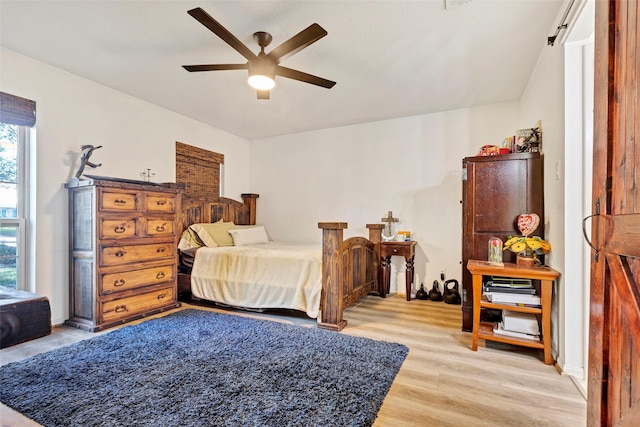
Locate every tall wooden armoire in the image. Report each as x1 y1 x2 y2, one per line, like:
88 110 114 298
461 152 544 331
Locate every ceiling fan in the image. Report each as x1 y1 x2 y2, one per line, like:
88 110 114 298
182 7 336 100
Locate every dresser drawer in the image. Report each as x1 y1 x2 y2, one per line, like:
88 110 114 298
147 194 176 213
146 219 175 237
100 218 138 239
100 264 175 295
101 286 175 323
101 242 173 266
100 191 138 212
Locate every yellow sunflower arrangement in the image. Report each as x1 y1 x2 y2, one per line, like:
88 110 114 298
503 235 551 257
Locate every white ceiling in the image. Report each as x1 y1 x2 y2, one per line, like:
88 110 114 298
0 0 564 140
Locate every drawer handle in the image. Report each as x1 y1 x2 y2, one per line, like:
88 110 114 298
392 248 398 254
114 225 126 233
114 199 127 206
155 200 167 206
115 250 127 257
155 224 166 232
113 279 126 287
157 293 167 300
156 247 166 253
115 305 127 313
156 272 165 279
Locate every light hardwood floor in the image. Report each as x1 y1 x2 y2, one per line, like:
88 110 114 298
1 295 586 426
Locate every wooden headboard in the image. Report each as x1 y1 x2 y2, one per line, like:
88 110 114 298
178 193 259 237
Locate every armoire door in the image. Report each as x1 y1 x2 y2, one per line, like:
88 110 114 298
588 0 640 425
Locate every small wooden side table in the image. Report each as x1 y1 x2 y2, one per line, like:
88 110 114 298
380 241 416 301
467 260 560 365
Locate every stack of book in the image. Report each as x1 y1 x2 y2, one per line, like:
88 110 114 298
483 276 541 307
493 310 541 341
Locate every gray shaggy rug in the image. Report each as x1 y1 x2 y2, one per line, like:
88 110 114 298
0 309 408 427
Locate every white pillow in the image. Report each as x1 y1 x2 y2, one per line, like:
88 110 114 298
233 224 272 240
229 226 270 246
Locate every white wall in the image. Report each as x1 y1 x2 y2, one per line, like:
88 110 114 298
250 102 520 293
518 38 566 362
1 48 251 325
517 0 594 381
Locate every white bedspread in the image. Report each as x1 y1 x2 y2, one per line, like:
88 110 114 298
190 243 323 318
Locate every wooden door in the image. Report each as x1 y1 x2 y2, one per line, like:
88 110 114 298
588 0 640 425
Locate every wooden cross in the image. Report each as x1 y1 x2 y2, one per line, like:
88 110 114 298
381 211 399 237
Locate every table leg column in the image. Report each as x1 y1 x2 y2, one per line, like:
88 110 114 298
405 255 415 301
541 279 553 364
471 273 482 351
381 255 391 297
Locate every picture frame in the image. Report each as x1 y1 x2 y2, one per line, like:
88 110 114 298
515 121 542 153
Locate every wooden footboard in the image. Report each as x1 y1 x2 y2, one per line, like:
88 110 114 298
317 223 384 331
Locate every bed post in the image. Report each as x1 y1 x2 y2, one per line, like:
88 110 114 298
240 193 259 225
366 224 384 296
366 223 383 243
317 222 348 331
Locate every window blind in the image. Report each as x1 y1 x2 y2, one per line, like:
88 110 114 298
175 141 224 199
0 92 36 127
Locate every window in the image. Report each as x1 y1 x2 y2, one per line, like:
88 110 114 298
0 122 26 290
0 91 34 291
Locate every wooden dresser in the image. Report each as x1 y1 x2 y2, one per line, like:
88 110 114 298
65 177 182 331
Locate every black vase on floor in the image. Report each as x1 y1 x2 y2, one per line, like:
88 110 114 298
429 281 443 301
416 284 428 300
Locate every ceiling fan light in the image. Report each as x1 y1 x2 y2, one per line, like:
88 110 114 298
248 60 275 90
248 74 275 90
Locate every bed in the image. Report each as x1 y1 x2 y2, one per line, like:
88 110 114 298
177 194 384 331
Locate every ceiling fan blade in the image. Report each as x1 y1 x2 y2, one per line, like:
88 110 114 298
257 90 270 100
187 7 257 61
265 23 327 63
183 64 249 72
276 66 336 89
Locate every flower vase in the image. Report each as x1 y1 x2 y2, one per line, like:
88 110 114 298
516 255 537 267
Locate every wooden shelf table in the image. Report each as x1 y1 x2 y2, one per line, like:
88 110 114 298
467 260 560 365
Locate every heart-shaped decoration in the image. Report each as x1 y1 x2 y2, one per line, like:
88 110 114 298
517 213 540 236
